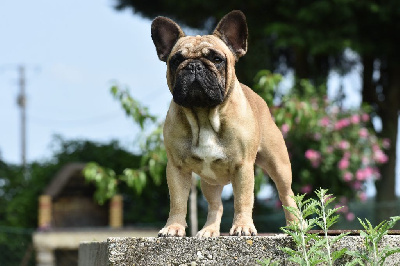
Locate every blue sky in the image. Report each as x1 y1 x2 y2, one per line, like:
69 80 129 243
0 1 398 195
0 0 170 163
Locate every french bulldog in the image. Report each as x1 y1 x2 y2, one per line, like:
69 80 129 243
151 10 298 237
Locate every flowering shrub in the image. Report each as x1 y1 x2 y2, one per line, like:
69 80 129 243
254 71 390 220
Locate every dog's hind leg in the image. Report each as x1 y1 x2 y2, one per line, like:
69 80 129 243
255 122 298 225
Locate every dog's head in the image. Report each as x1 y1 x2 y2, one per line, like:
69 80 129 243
151 11 248 108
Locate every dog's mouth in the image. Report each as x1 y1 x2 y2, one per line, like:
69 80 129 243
172 61 225 108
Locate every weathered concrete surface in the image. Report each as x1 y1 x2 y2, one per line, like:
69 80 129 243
79 235 400 266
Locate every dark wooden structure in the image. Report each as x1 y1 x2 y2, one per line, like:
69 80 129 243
42 163 108 228
33 163 156 266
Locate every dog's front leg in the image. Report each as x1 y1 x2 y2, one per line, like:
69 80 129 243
158 162 192 237
230 162 257 236
196 179 224 237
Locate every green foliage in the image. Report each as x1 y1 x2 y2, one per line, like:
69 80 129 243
84 85 167 204
261 189 400 265
347 216 400 266
111 84 157 129
253 70 283 105
83 163 119 205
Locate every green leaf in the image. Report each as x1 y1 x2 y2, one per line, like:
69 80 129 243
346 250 369 263
345 257 365 266
378 247 400 264
332 248 348 261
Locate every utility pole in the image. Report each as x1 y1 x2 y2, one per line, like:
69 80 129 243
17 65 27 176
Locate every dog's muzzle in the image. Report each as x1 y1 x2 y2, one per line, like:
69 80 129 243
172 60 224 108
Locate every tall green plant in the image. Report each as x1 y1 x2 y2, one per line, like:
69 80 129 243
278 189 349 265
260 189 400 265
347 216 400 266
314 188 349 265
280 194 322 265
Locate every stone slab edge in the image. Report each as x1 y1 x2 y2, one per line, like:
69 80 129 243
79 235 400 266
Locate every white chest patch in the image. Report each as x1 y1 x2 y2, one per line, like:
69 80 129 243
192 127 226 178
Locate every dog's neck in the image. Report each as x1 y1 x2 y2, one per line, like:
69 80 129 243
181 79 241 146
183 107 220 147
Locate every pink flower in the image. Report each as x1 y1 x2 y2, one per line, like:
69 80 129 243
356 169 368 181
275 200 282 209
372 144 380 151
313 133 322 140
374 149 388 164
305 149 319 160
382 139 390 149
325 146 334 153
339 196 348 204
338 140 350 150
320 117 330 127
358 192 367 202
346 212 355 221
362 156 369 164
372 167 381 180
336 204 348 213
359 128 368 138
356 167 376 181
281 123 290 137
305 149 321 168
351 114 360 124
338 158 349 170
334 118 350 130
300 184 312 194
361 113 370 122
352 181 362 190
343 172 353 182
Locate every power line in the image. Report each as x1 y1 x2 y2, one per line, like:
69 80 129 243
29 111 124 127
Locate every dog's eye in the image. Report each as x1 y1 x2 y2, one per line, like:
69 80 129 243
169 53 184 69
213 56 223 63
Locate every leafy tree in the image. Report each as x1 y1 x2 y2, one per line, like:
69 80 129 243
115 0 353 86
114 0 399 218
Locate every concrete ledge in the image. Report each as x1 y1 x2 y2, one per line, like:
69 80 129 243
79 235 400 265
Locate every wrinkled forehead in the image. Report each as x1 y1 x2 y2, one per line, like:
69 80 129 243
172 35 230 58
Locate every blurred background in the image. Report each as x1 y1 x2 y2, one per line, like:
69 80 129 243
1 0 399 265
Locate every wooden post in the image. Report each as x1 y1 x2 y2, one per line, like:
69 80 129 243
38 195 52 229
190 173 198 236
109 195 123 228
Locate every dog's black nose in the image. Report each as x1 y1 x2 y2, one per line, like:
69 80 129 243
187 61 204 74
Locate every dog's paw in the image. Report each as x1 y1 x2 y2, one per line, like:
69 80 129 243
196 226 220 238
229 224 257 236
158 223 186 237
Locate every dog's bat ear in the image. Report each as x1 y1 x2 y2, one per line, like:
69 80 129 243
213 10 248 60
151 17 185 62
